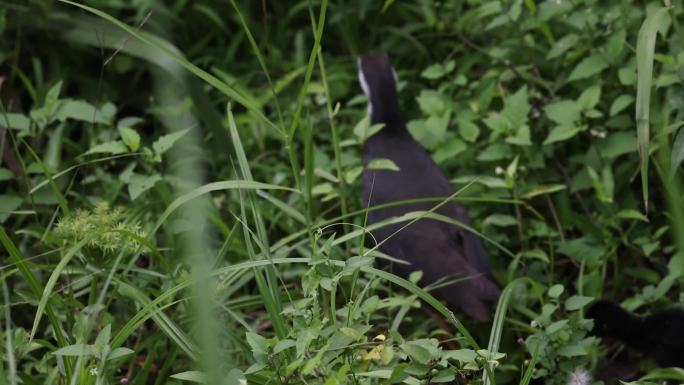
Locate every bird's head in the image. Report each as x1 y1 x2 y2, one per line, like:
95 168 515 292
586 300 639 340
357 52 401 125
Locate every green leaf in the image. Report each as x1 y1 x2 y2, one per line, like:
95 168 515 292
543 125 580 145
522 184 567 198
546 319 568 334
547 284 564 299
246 332 269 355
600 131 637 158
567 55 609 81
417 90 450 116
483 214 518 227
152 128 191 161
94 324 111 353
506 124 532 146
353 115 384 142
578 84 601 110
636 7 669 212
434 137 466 163
546 34 578 59
457 118 480 142
0 195 22 223
2 113 31 131
544 100 581 126
587 165 614 203
401 342 433 365
421 61 455 79
85 141 128 156
273 339 296 354
107 347 134 361
339 327 364 341
55 99 115 123
557 237 606 264
522 249 549 263
170 371 206 382
502 85 529 129
442 349 477 363
119 126 141 151
53 344 96 357
44 81 63 113
616 209 649 222
127 173 162 200
671 128 684 169
0 168 13 182
367 158 400 171
564 295 594 311
609 95 635 116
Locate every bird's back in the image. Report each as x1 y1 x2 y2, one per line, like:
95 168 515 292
358 53 499 321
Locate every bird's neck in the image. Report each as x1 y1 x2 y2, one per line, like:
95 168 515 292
368 90 405 133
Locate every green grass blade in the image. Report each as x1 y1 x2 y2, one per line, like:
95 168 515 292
0 228 71 378
29 236 92 340
57 0 280 134
636 7 668 212
228 105 289 339
148 180 296 239
483 278 544 385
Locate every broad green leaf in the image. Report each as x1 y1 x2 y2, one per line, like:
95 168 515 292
567 55 608 81
502 85 529 129
421 60 455 79
416 90 449 116
367 158 400 171
543 125 580 145
616 209 649 222
53 344 95 357
170 371 206 382
457 118 480 142
127 173 162 200
544 100 581 126
0 195 21 223
547 284 564 299
153 128 191 161
578 84 601 110
2 113 31 131
246 332 269 355
564 295 594 311
55 99 115 123
44 81 63 114
119 126 141 151
483 214 518 227
107 347 134 360
85 140 128 156
353 115 384 142
434 137 466 163
600 131 637 158
506 124 532 146
0 168 13 182
546 34 578 59
609 95 635 116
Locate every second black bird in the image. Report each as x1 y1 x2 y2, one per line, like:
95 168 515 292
587 299 684 368
358 52 500 321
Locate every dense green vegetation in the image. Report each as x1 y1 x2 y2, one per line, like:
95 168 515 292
2 0 684 384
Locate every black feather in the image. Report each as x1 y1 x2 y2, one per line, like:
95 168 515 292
358 52 500 321
587 299 684 368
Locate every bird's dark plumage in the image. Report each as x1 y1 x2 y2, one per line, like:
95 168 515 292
587 299 684 368
358 53 499 321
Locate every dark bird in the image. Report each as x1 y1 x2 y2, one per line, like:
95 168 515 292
587 299 684 368
357 52 500 321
